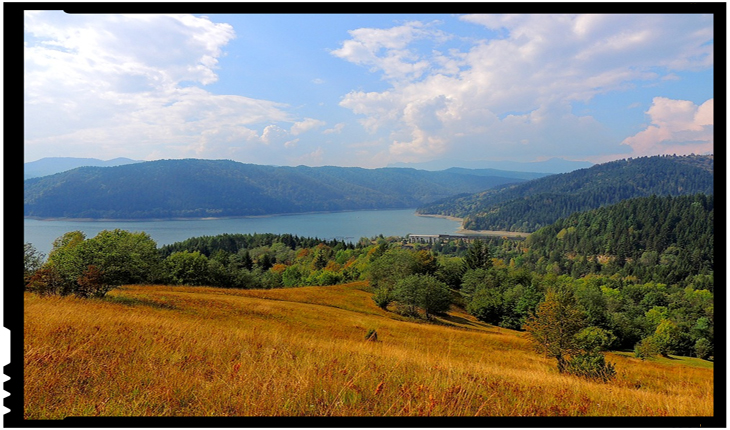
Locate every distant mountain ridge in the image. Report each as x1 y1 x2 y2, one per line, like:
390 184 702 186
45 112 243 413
23 159 537 219
24 157 142 179
417 154 714 233
388 157 594 173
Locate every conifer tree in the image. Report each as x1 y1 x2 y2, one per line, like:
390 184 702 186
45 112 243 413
463 239 491 272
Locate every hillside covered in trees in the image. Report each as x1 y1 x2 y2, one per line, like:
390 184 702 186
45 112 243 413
521 194 714 285
24 159 533 219
416 155 714 232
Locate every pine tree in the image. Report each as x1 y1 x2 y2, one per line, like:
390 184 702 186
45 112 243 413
463 239 491 272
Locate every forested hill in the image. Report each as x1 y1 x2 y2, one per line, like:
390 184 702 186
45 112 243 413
417 154 713 232
23 159 530 219
523 194 714 284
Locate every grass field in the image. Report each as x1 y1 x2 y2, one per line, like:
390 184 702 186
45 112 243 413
23 282 714 418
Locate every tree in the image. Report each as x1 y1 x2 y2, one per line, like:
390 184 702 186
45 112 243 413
75 229 160 286
523 286 586 373
367 248 419 290
24 243 45 286
466 287 503 325
165 251 210 286
463 239 491 272
45 231 87 292
652 319 681 357
392 274 452 319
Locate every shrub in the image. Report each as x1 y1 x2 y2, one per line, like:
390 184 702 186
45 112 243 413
634 336 659 359
694 338 713 360
565 352 616 381
372 287 393 310
75 265 112 298
364 328 378 342
26 266 66 296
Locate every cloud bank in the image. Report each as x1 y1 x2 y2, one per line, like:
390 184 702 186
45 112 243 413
622 97 713 156
24 12 325 163
333 14 713 164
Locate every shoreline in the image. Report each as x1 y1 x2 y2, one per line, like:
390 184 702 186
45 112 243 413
23 208 421 223
413 213 464 222
456 228 530 238
414 213 530 238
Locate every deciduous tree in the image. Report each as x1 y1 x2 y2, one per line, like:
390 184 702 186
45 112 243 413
523 286 586 373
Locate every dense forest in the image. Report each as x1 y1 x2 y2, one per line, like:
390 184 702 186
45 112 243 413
522 194 714 284
417 154 714 232
24 159 531 219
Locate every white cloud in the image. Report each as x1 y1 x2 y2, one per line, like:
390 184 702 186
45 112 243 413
261 124 289 145
284 138 300 148
290 118 326 136
322 123 345 134
23 12 293 161
621 97 713 156
333 14 713 162
330 21 451 82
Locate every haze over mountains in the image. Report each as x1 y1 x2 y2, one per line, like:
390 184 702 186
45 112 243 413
388 157 594 174
23 159 535 219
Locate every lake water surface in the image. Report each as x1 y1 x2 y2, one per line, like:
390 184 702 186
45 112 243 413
24 209 463 256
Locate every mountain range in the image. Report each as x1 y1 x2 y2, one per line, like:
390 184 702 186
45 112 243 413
23 159 537 219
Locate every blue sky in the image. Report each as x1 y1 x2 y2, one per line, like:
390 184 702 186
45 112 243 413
23 12 715 168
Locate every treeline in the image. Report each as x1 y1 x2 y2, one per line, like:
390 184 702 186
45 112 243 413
417 154 714 232
159 233 355 259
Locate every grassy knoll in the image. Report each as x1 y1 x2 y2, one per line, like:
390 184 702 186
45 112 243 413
24 283 713 418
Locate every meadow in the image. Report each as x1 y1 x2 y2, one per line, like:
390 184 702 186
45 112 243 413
24 282 714 418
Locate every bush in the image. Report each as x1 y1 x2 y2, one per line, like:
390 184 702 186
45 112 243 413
634 336 660 359
26 266 66 296
75 265 112 298
565 352 616 381
372 287 393 309
364 328 378 342
694 338 713 360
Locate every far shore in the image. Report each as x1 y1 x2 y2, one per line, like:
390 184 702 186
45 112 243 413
414 213 464 222
414 213 530 238
457 228 531 238
23 208 423 223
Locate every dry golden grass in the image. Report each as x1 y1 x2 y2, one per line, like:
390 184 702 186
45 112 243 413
24 283 713 418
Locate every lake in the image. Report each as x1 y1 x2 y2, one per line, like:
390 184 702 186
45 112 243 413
24 209 463 256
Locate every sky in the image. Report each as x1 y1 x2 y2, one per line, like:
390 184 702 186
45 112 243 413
23 11 715 168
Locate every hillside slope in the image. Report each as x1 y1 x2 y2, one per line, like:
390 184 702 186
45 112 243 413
23 283 714 418
417 155 713 232
23 159 527 219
